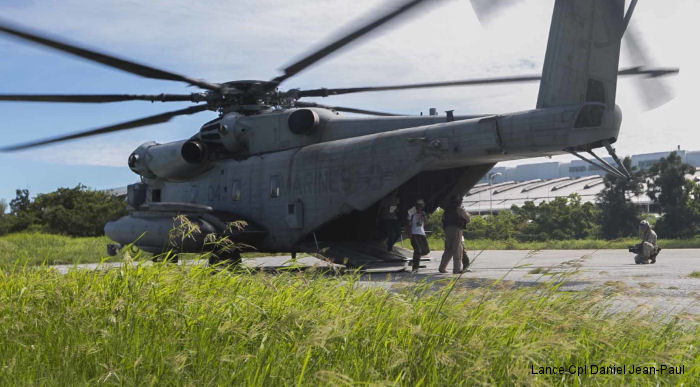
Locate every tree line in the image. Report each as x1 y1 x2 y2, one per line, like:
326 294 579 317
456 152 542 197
428 152 700 241
0 185 127 237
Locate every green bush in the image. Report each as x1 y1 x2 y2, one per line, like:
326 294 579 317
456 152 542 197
4 185 127 237
431 194 598 242
513 194 599 240
426 208 444 238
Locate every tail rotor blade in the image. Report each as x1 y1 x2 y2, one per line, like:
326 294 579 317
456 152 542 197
469 0 676 110
622 25 675 110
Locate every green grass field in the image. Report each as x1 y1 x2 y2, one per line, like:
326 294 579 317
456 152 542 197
0 261 697 385
1 233 698 384
2 232 700 271
0 232 121 270
0 233 298 270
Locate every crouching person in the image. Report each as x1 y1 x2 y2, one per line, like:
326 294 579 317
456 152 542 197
635 220 660 264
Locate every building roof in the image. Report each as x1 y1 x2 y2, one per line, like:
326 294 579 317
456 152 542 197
464 175 620 213
467 152 700 214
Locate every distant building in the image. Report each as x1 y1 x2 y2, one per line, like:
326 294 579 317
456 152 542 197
466 149 700 214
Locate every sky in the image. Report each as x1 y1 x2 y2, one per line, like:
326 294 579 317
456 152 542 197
0 0 696 203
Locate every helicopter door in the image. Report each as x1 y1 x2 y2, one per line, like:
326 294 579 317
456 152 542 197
285 199 304 229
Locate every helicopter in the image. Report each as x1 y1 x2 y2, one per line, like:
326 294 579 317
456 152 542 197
0 0 678 266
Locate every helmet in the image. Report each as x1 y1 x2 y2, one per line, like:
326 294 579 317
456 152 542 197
639 220 650 228
416 199 425 206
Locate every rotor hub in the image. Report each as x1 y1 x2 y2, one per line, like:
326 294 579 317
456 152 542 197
205 80 288 113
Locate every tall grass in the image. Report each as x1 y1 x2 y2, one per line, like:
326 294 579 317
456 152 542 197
0 232 297 270
0 260 697 385
0 232 120 270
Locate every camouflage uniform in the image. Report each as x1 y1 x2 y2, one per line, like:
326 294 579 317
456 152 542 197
635 227 658 264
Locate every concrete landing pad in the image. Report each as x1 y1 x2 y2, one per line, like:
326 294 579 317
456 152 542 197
51 249 700 314
361 249 700 315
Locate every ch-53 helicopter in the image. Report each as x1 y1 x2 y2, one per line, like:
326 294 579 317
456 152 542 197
0 0 678 267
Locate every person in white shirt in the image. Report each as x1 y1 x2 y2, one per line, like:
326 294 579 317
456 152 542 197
407 199 429 272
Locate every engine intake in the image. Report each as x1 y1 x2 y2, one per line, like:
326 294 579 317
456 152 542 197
129 140 212 180
181 140 207 163
288 109 319 134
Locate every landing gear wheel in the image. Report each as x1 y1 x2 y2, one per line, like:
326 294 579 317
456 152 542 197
208 250 242 268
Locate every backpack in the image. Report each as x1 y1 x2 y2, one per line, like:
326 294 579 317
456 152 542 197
443 207 468 229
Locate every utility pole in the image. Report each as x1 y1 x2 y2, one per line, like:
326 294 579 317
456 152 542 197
489 172 502 216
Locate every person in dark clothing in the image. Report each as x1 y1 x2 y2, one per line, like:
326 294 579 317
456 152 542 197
439 196 470 273
378 193 400 251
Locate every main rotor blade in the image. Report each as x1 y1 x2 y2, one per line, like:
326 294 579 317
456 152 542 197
469 0 523 24
297 67 679 97
0 93 206 103
1 104 210 152
272 0 436 85
0 19 220 91
294 101 401 116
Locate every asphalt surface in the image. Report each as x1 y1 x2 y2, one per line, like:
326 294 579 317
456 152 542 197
412 249 700 315
53 249 700 315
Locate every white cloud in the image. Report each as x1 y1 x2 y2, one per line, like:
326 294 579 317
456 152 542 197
14 138 141 167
